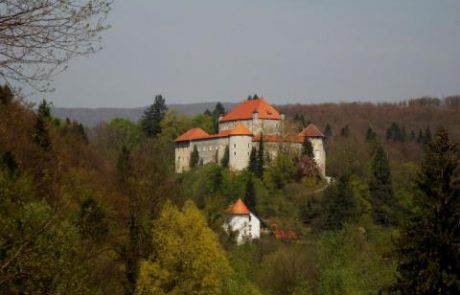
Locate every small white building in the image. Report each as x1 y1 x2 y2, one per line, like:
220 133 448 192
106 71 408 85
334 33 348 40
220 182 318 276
223 198 260 245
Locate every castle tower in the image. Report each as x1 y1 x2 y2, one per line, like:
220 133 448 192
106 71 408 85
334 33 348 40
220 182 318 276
228 123 253 171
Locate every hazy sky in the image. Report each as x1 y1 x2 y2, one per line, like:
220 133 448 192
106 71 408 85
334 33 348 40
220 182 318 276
42 0 460 107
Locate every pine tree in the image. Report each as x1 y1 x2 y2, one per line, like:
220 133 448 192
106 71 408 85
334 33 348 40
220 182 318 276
189 145 199 168
32 116 52 151
140 94 167 137
221 145 229 168
340 125 350 137
302 137 314 158
366 127 377 141
0 84 14 105
38 99 51 118
392 128 460 294
79 196 108 242
116 145 133 188
369 145 394 226
322 175 356 230
324 123 332 137
248 148 257 174
255 135 264 178
244 176 256 213
1 151 18 175
424 126 432 143
253 94 259 100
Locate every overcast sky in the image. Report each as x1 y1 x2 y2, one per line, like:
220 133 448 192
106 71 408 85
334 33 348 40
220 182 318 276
41 0 460 107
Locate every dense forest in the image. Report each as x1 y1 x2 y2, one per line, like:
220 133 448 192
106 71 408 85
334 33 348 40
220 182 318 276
1 87 459 294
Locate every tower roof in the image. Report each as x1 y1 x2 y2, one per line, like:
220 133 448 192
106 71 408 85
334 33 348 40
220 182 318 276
298 124 325 138
228 198 250 215
220 98 282 122
229 123 253 136
174 128 209 142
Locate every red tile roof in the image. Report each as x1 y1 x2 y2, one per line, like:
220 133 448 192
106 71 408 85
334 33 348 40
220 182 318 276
228 198 250 215
174 128 209 142
298 124 325 138
220 98 282 122
229 123 253 136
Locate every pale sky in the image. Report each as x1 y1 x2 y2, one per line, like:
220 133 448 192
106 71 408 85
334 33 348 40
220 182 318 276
39 0 460 107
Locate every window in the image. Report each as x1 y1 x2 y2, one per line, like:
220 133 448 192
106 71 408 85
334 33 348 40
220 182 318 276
234 144 236 148
234 151 236 156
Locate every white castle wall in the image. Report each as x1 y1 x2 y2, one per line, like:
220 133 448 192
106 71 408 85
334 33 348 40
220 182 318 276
229 135 252 171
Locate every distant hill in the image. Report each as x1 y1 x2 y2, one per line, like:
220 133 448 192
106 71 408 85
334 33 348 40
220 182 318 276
52 102 237 126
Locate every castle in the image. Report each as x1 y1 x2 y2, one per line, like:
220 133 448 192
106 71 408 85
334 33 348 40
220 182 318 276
174 98 326 175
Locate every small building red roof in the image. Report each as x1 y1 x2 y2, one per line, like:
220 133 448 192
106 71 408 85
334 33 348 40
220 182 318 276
229 123 253 136
228 198 250 215
174 128 209 142
298 124 325 138
220 98 282 122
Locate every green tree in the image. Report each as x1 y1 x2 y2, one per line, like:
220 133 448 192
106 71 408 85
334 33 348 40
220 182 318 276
38 99 51 118
392 128 460 294
324 123 332 137
135 201 232 295
0 84 13 105
221 145 229 168
340 125 350 137
248 148 257 174
369 145 395 226
244 176 256 213
32 116 52 151
79 196 109 242
256 136 265 178
322 175 356 230
302 137 314 157
190 145 199 168
1 151 18 175
141 95 168 137
365 127 377 141
264 155 296 190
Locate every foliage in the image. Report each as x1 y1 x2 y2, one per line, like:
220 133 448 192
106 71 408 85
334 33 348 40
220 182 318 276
248 148 257 174
244 176 256 213
135 201 232 295
255 137 265 178
264 155 296 190
189 145 200 168
321 175 357 230
302 137 314 157
392 128 460 294
221 145 230 168
141 95 168 137
369 145 395 226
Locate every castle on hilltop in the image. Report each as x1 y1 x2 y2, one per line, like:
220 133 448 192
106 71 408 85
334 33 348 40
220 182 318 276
174 98 326 175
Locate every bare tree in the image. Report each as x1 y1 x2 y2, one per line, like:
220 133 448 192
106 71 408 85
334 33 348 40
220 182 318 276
0 0 111 91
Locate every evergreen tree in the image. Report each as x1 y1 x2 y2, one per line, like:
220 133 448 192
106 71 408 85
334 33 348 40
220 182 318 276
32 116 52 151
211 102 226 133
1 151 18 175
324 123 332 137
302 137 314 158
247 95 253 100
116 145 133 187
189 145 199 168
417 129 424 144
248 148 257 174
340 125 350 137
424 126 432 143
255 135 264 178
0 84 13 105
409 130 416 141
221 145 229 168
253 94 259 100
322 175 356 230
38 99 51 118
392 128 460 294
140 94 167 137
244 176 256 213
369 145 395 226
79 196 108 242
366 127 377 141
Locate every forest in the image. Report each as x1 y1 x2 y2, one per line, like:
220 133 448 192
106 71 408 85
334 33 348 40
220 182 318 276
1 88 459 294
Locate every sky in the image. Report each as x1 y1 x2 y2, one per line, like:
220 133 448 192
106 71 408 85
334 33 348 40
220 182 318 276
40 0 460 107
